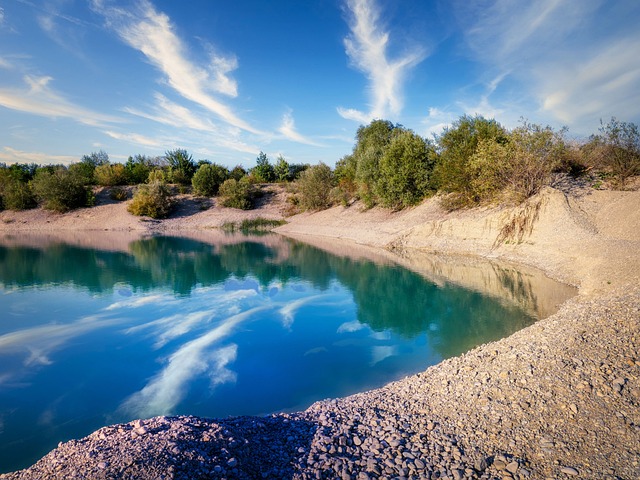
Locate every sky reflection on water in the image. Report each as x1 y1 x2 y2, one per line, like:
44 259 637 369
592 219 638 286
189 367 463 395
0 233 569 473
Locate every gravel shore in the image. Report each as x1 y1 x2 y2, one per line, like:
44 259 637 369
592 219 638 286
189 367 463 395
2 184 639 479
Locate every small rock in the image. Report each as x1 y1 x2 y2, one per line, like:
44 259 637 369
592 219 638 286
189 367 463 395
227 458 238 468
506 461 519 474
560 466 579 476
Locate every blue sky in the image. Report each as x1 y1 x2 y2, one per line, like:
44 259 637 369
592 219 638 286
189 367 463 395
1 0 639 168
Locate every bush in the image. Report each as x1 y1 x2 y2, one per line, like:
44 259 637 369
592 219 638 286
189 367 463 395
229 165 247 181
125 155 155 184
109 187 128 201
583 118 640 187
0 165 37 210
94 163 127 186
127 180 173 218
374 130 437 209
192 163 229 196
295 163 335 210
31 166 94 212
147 169 167 183
218 177 255 210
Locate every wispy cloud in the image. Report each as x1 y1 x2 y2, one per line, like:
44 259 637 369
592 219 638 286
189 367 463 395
338 0 426 123
278 109 323 146
0 75 121 126
92 0 262 134
120 306 268 417
104 130 165 149
0 146 77 165
453 0 640 131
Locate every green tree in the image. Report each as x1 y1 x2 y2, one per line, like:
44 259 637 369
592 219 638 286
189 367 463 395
251 151 275 182
165 149 197 185
0 165 37 210
191 163 229 196
125 155 156 184
94 163 128 186
295 162 335 210
375 130 437 209
229 165 248 181
274 155 291 182
433 115 508 208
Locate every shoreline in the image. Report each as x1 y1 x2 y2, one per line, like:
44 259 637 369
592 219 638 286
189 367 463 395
1 183 639 479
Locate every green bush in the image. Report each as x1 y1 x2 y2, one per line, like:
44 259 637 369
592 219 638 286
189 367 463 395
94 163 127 186
147 168 167 183
374 130 437 209
229 165 247 181
127 180 173 218
0 165 37 210
192 163 229 196
295 163 335 210
219 177 255 210
31 166 94 212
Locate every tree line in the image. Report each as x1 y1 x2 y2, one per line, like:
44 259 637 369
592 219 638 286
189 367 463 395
1 116 638 218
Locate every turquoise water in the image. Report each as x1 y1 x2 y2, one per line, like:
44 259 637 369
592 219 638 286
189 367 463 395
0 234 545 473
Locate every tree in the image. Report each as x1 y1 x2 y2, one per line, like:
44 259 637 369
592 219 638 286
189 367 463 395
274 155 291 182
433 115 508 208
165 149 197 185
192 163 229 196
125 155 156 184
375 130 437 209
251 151 275 182
94 163 127 186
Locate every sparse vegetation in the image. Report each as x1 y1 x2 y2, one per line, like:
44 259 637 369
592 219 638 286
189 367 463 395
221 218 286 233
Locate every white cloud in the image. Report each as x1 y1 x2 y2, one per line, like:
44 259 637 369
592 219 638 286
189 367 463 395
337 320 365 333
0 147 77 165
338 0 426 122
120 306 269 417
104 130 165 149
0 75 121 126
278 110 323 146
453 0 640 131
92 0 262 134
421 107 456 137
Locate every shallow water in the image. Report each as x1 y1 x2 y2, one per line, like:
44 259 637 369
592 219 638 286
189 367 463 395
0 232 574 473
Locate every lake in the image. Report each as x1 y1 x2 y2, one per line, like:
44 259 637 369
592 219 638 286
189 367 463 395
0 231 576 473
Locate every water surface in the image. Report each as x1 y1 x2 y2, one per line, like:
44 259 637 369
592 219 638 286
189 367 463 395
0 232 574 472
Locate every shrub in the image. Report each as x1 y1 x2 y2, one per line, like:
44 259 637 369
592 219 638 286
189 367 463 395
374 130 437 209
109 187 128 201
165 149 197 185
192 163 229 196
94 163 127 186
73 150 109 184
125 155 155 184
295 163 335 210
127 180 173 218
147 168 167 183
31 166 94 212
583 118 640 187
0 165 37 210
218 177 255 210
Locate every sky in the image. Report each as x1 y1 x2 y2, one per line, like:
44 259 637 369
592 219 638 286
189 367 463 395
1 0 639 168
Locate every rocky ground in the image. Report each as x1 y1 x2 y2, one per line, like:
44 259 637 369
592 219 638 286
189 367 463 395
1 179 639 479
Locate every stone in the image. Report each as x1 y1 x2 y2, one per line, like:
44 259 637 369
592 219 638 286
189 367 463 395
560 466 579 476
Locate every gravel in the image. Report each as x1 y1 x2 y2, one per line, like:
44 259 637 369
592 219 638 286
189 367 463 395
3 283 638 480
